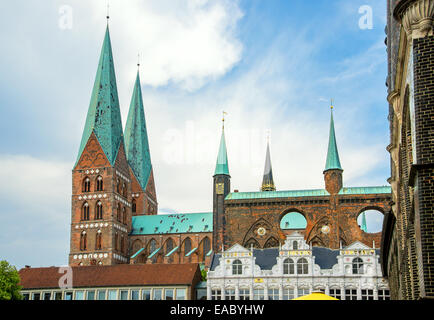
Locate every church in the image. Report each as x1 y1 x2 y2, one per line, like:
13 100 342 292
67 23 392 270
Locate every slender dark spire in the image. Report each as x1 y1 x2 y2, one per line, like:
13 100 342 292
261 139 276 191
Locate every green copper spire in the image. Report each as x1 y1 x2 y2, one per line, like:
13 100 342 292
124 70 153 191
324 108 343 172
75 26 124 167
361 211 368 232
214 124 230 177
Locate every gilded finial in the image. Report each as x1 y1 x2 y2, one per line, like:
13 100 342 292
222 111 227 130
106 0 110 21
330 98 334 110
137 53 140 69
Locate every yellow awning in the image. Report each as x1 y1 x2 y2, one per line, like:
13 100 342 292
293 292 339 300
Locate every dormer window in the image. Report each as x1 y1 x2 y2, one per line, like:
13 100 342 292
352 257 364 274
283 258 295 274
232 260 242 275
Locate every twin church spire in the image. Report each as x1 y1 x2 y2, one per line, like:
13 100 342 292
75 24 153 191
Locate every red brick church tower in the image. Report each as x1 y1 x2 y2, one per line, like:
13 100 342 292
69 25 132 266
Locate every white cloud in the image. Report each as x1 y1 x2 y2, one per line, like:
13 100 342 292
85 0 243 92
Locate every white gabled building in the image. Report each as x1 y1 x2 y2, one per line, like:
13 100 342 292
207 232 390 300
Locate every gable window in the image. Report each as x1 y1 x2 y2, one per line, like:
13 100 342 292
293 241 298 250
96 176 103 191
95 201 103 220
83 177 90 193
352 257 364 274
297 258 308 274
232 259 242 275
283 258 295 275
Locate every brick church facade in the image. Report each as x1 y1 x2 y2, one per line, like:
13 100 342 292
381 0 434 300
69 23 391 269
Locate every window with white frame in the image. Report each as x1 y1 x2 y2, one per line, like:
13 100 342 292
153 288 162 300
87 290 95 300
131 290 140 300
297 288 309 297
211 289 222 300
329 288 342 300
378 289 390 300
283 288 294 300
120 290 128 300
253 288 265 300
232 260 242 275
239 289 250 300
97 290 106 300
352 257 364 274
345 289 358 300
176 288 186 300
283 258 295 274
75 291 84 300
297 258 309 274
225 289 236 300
361 289 374 300
142 289 151 300
107 289 117 300
268 288 279 300
43 292 51 300
165 289 174 300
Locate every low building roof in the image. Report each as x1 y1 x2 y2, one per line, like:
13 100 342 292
19 263 201 290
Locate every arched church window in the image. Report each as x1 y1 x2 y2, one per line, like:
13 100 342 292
132 199 137 214
149 239 157 254
297 258 308 274
83 177 90 193
122 207 126 224
123 183 127 197
166 238 174 255
80 231 87 251
95 201 103 220
352 257 364 274
202 237 211 260
95 230 102 250
117 179 121 194
120 235 125 253
117 203 121 222
96 176 103 191
82 202 90 221
232 260 242 275
114 233 119 251
283 258 294 275
184 238 192 255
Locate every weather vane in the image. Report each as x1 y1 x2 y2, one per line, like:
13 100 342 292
222 111 228 129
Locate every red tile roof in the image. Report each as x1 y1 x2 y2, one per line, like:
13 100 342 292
19 264 201 289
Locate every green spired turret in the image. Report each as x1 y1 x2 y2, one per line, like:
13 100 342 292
324 107 343 172
361 211 368 233
75 25 124 167
214 126 230 177
124 70 153 191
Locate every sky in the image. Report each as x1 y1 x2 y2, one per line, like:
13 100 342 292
0 0 389 269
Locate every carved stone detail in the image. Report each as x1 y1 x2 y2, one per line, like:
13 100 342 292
401 0 434 39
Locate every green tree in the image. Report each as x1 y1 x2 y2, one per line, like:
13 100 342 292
0 260 22 300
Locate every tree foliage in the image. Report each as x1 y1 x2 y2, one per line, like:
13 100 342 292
0 260 22 300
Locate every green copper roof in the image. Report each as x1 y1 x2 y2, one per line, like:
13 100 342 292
131 212 213 235
361 211 368 232
225 186 391 200
214 129 230 176
75 26 124 167
324 110 343 172
280 212 307 230
124 71 152 190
